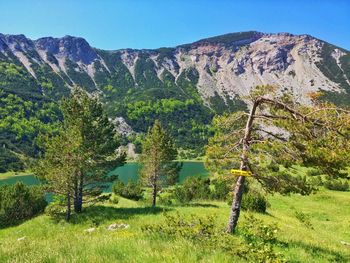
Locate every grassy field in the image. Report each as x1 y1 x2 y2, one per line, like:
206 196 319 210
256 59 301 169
0 189 349 263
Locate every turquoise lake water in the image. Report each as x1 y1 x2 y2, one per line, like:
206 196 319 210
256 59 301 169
0 162 208 187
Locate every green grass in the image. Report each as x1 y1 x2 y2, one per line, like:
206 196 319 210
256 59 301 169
0 190 349 263
0 171 31 180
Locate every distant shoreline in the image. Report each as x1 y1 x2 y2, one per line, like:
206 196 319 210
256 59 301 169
0 160 205 180
126 159 204 163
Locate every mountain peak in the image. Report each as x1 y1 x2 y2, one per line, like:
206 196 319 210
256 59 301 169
0 33 34 51
0 30 349 108
34 35 97 64
179 31 265 49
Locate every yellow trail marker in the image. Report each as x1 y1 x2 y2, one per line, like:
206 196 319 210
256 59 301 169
230 169 252 177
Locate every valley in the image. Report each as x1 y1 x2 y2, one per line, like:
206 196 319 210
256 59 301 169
0 6 350 261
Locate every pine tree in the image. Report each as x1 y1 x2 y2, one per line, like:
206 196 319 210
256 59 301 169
34 86 125 217
60 87 126 212
33 127 81 221
139 120 179 207
206 86 350 233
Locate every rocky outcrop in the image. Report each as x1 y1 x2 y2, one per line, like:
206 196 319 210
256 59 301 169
0 31 349 106
112 117 133 136
35 36 98 64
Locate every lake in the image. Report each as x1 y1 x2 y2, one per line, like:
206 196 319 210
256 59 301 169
0 162 208 188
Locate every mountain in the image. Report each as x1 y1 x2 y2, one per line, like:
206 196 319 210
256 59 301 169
1 31 350 171
1 31 350 104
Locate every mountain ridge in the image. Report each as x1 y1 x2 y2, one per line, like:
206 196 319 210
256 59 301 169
1 31 350 171
1 30 349 108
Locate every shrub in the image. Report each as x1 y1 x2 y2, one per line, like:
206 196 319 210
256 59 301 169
308 175 323 187
45 197 66 220
171 177 211 203
210 177 234 200
143 212 284 262
239 214 284 262
109 194 120 204
0 148 24 172
306 168 321 177
324 179 349 191
182 177 211 199
172 185 193 203
142 212 216 241
240 190 268 213
112 180 144 200
0 182 47 227
158 194 173 206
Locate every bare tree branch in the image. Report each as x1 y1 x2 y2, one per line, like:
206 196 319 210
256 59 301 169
254 128 287 141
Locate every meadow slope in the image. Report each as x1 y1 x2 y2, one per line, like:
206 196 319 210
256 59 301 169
0 189 349 263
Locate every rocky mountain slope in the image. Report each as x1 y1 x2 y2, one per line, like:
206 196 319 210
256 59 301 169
1 31 350 171
1 31 349 107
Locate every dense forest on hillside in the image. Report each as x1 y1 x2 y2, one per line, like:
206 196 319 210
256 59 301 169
0 58 242 171
0 62 61 172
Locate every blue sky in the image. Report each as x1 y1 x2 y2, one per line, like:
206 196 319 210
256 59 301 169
0 0 349 50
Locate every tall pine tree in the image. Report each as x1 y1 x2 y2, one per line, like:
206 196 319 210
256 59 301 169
34 86 125 217
206 86 350 233
139 120 179 207
61 87 126 212
33 127 81 221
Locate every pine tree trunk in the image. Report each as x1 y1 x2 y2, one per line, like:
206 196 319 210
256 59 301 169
73 178 79 213
152 183 157 207
227 175 246 233
66 191 71 221
77 171 83 212
227 99 259 233
74 171 83 213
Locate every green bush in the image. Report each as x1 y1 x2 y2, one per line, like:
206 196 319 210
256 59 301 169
142 212 284 262
183 177 211 199
306 168 321 177
240 190 268 213
210 177 234 200
142 212 216 241
109 194 120 204
0 148 24 172
324 179 349 191
112 180 144 200
239 214 284 262
172 177 211 203
172 185 193 203
0 182 47 227
158 194 173 206
308 175 323 187
45 197 66 220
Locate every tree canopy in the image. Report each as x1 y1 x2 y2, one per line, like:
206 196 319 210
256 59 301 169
33 87 125 219
139 120 180 207
206 85 350 232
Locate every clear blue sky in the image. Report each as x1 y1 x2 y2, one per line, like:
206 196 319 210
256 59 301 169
0 0 349 50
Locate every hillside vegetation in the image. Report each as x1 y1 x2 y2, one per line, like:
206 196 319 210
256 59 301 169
1 31 350 171
0 189 349 263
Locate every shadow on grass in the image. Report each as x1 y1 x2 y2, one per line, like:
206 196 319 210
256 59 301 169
264 211 276 218
70 205 171 225
185 203 219 208
280 240 347 262
0 212 46 229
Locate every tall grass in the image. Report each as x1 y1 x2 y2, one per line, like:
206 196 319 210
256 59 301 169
0 190 349 262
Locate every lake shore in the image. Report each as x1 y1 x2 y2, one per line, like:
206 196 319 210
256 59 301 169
0 162 208 186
